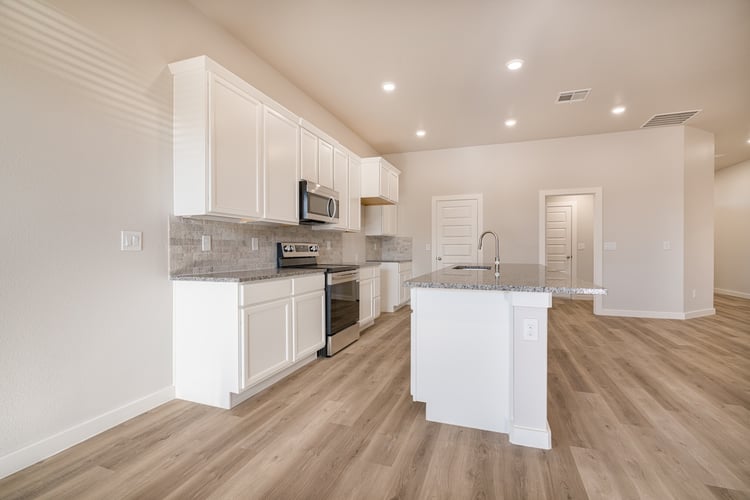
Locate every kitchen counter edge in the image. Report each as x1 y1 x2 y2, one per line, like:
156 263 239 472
171 268 324 283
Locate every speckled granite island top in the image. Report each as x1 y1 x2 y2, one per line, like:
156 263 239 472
171 267 323 283
406 264 607 295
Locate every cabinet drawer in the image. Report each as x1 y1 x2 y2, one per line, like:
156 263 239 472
241 279 292 306
293 273 325 295
359 267 375 280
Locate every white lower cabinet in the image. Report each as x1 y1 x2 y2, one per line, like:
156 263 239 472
380 261 412 313
174 273 324 409
293 287 326 359
242 297 292 389
359 265 381 330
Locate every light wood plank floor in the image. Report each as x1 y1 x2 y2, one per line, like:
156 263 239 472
1 294 748 499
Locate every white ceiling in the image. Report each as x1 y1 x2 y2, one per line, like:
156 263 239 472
188 0 750 169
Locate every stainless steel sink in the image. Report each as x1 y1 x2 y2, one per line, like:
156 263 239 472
452 265 492 271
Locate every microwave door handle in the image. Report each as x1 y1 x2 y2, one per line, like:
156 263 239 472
328 197 337 219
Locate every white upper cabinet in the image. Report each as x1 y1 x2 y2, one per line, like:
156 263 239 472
331 147 349 230
300 127 319 184
263 104 299 224
348 153 362 232
299 119 336 192
318 140 334 190
169 56 299 223
361 157 400 205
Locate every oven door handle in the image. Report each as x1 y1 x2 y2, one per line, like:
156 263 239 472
328 271 359 285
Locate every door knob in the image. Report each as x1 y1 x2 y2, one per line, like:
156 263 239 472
436 256 442 261
566 255 572 259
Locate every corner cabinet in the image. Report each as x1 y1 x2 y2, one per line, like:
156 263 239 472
169 56 299 224
174 274 325 409
361 157 400 205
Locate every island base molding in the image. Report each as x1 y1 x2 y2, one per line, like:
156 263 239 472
410 287 552 450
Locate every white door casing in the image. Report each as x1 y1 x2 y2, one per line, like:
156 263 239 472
538 188 603 315
432 195 483 271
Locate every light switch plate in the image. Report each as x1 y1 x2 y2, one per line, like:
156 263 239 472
121 231 142 251
663 240 671 250
201 235 211 252
251 237 258 251
603 241 617 251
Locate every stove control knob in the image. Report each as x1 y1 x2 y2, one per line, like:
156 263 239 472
284 244 292 252
310 245 317 252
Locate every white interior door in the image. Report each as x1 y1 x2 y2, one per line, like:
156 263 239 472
545 204 573 287
432 196 481 271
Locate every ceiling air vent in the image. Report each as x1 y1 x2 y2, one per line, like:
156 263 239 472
556 88 591 103
641 110 701 128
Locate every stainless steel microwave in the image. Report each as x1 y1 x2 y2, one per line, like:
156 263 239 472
299 180 339 224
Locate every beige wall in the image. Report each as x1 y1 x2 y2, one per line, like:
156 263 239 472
0 0 374 476
714 160 750 298
387 126 713 316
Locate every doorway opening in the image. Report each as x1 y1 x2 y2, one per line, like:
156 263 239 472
538 188 602 314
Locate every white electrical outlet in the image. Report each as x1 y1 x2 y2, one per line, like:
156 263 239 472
522 319 539 341
663 240 671 251
692 289 697 299
251 237 258 251
603 242 617 251
120 231 142 251
201 235 211 252
326 240 331 250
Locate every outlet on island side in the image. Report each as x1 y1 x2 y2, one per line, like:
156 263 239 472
522 318 539 341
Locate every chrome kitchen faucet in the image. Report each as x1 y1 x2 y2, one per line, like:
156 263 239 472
478 231 501 277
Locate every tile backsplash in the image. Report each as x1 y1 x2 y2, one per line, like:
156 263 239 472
169 216 344 276
366 236 413 261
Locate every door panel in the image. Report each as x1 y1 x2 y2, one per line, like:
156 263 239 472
545 205 572 288
433 198 480 270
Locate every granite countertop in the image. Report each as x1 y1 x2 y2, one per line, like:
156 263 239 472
366 259 412 263
356 262 384 268
171 267 324 283
406 264 607 295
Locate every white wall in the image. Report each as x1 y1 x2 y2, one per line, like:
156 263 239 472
0 0 374 478
387 126 713 316
682 127 715 315
714 160 750 298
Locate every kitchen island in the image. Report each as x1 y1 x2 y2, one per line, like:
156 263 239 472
406 264 606 449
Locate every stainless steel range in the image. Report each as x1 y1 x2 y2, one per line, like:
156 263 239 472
277 242 360 356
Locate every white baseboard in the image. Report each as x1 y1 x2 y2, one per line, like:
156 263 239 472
0 386 175 480
715 288 750 299
510 422 552 450
684 308 716 319
599 308 715 320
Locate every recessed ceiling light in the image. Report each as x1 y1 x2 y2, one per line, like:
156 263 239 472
382 82 396 92
416 130 426 137
504 119 517 127
505 59 524 71
611 106 626 115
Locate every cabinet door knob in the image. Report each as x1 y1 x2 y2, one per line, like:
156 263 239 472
436 256 442 261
